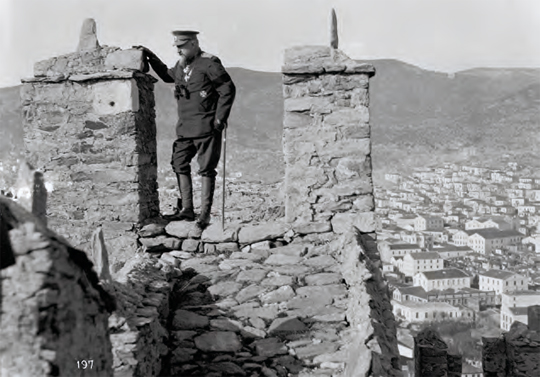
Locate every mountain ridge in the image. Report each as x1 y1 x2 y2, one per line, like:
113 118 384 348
1 59 539 183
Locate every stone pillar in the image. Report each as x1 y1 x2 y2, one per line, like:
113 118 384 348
447 354 462 377
414 329 450 377
281 46 376 234
20 20 159 263
482 337 507 377
528 305 540 332
504 321 540 377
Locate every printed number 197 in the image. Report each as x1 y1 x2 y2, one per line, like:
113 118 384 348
77 360 94 369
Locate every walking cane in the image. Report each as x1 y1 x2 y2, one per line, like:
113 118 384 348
221 128 227 231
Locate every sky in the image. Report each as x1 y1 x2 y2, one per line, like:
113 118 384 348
1 0 539 87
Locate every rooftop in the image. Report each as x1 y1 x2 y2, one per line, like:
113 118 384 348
471 229 523 240
396 286 428 299
389 244 422 250
432 245 473 252
503 290 540 297
416 215 442 221
407 252 442 260
420 268 470 280
481 270 517 280
395 300 457 310
508 307 529 316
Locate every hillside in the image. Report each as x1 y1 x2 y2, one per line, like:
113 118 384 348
1 60 539 185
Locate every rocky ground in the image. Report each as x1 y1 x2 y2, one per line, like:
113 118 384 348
108 218 400 377
111 221 350 377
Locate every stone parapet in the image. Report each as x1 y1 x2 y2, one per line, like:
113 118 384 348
281 46 375 225
32 46 145 78
0 197 115 376
21 38 159 266
482 311 540 377
109 254 172 377
123 218 402 376
414 329 462 377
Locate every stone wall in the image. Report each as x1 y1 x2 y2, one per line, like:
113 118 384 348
282 45 375 230
109 217 400 377
21 37 159 271
0 197 115 377
414 329 462 377
108 253 172 377
482 319 540 377
281 45 399 376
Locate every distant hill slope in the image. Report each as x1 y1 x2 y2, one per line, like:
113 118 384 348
1 60 539 183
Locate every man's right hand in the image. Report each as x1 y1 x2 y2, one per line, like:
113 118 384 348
132 45 156 59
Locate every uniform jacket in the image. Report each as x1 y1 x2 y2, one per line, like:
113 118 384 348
149 50 236 138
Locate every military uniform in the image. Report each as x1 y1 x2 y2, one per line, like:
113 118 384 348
148 48 236 177
143 30 236 227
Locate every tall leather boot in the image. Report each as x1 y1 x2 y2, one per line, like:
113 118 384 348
196 176 215 229
164 174 195 221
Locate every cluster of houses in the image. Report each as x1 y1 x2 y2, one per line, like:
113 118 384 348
377 163 540 332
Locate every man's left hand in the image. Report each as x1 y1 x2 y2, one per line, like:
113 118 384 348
214 119 227 132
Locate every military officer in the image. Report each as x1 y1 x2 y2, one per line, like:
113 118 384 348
135 30 236 228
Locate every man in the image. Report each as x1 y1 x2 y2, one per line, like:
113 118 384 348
135 30 236 228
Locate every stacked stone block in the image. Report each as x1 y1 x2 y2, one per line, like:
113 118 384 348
281 46 375 229
482 337 507 377
0 197 115 377
483 320 540 377
108 254 171 377
414 329 463 377
20 41 159 261
112 218 400 376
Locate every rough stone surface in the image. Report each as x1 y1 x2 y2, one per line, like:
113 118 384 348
201 223 239 242
78 18 100 51
194 332 242 352
166 221 201 239
264 254 303 265
238 222 290 244
104 49 145 71
293 221 332 235
173 310 209 330
12 38 404 377
282 46 374 225
22 39 160 272
0 198 114 377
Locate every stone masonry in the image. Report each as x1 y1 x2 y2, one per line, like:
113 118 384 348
282 45 376 230
0 197 115 377
413 329 462 377
482 318 540 377
108 218 401 377
20 19 159 271
11 18 402 377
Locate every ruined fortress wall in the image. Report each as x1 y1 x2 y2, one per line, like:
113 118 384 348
0 198 114 377
282 46 400 377
20 47 159 266
282 46 375 231
482 320 540 377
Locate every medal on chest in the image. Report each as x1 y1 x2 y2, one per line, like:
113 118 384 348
183 65 193 82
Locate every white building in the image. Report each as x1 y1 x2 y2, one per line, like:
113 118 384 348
392 300 474 323
467 229 523 255
402 252 444 277
379 243 423 263
413 268 471 291
500 291 540 330
414 215 444 231
432 244 473 259
479 270 528 294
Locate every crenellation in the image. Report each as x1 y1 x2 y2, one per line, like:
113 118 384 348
21 35 160 261
1 16 407 377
